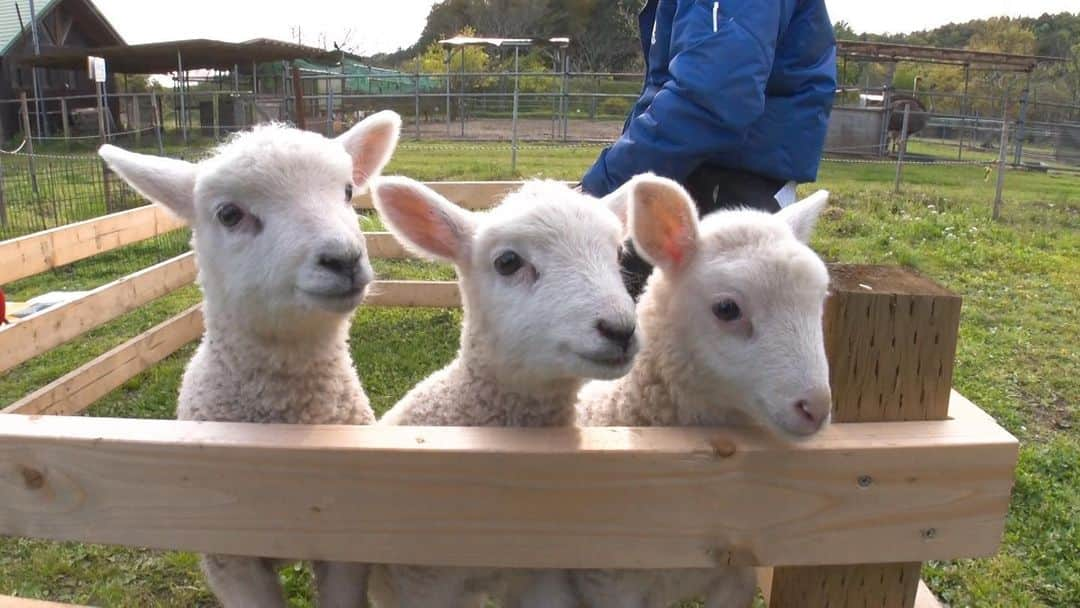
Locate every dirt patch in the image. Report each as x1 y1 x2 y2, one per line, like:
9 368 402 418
410 117 623 142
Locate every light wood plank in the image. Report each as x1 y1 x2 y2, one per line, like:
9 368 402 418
2 305 204 416
0 253 196 374
365 232 410 259
0 596 92 608
355 181 571 211
915 580 945 608
0 391 1016 569
0 206 186 285
770 264 965 607
366 280 460 308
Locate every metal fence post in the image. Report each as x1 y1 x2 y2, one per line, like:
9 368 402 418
132 95 142 147
150 91 165 155
445 49 451 136
958 64 969 160
60 97 70 150
893 102 911 193
994 103 1008 221
1012 71 1032 166
177 50 188 145
0 153 7 229
212 92 221 140
326 87 334 137
19 92 38 196
511 46 520 174
414 55 421 140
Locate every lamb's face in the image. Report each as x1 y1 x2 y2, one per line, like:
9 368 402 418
99 112 401 334
466 188 638 382
664 223 832 437
373 179 639 384
192 134 372 325
626 175 833 438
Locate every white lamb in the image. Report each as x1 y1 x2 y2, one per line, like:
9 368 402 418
366 177 640 608
520 174 834 608
97 111 401 608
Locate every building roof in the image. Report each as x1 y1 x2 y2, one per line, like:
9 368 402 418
1 0 124 56
836 40 1064 72
439 36 569 48
20 37 345 73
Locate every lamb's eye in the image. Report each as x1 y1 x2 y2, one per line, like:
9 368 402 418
345 184 354 202
713 299 742 322
216 204 244 228
493 251 524 276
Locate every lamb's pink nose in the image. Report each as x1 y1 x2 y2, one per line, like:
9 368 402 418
792 386 832 433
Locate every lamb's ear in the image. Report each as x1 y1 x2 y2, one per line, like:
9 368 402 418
598 180 632 231
373 176 475 263
628 174 700 274
99 145 196 223
777 190 829 244
337 110 401 189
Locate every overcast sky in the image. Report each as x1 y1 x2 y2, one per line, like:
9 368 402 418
92 0 1079 55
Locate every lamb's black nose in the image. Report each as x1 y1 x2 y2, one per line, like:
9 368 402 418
317 253 361 280
595 319 636 351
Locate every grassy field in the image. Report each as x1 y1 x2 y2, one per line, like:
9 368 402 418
0 143 1077 607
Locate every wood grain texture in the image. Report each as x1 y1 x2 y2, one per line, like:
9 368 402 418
354 181 572 210
770 563 921 608
0 393 1015 569
824 264 962 423
0 253 196 374
769 265 964 607
2 305 204 416
0 205 185 285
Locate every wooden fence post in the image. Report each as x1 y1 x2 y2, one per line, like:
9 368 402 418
767 264 962 608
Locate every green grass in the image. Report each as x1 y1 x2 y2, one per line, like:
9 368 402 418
1 144 1077 607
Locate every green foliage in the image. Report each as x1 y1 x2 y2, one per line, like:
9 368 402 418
381 0 642 72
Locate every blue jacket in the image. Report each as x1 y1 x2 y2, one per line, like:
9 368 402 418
581 0 836 197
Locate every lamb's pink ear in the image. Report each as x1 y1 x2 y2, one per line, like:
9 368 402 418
337 110 401 189
628 174 699 274
99 145 196 223
373 177 475 263
777 190 829 244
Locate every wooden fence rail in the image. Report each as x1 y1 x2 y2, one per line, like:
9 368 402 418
0 205 185 285
0 392 1014 569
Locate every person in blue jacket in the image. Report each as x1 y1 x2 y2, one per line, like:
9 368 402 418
581 0 837 297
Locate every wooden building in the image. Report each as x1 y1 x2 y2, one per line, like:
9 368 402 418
0 0 123 139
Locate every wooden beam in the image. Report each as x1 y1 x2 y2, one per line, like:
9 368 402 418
0 205 186 285
915 581 944 608
355 181 571 211
0 253 196 374
0 393 1016 569
365 232 410 259
365 280 460 308
2 305 204 416
769 265 964 607
0 596 91 608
